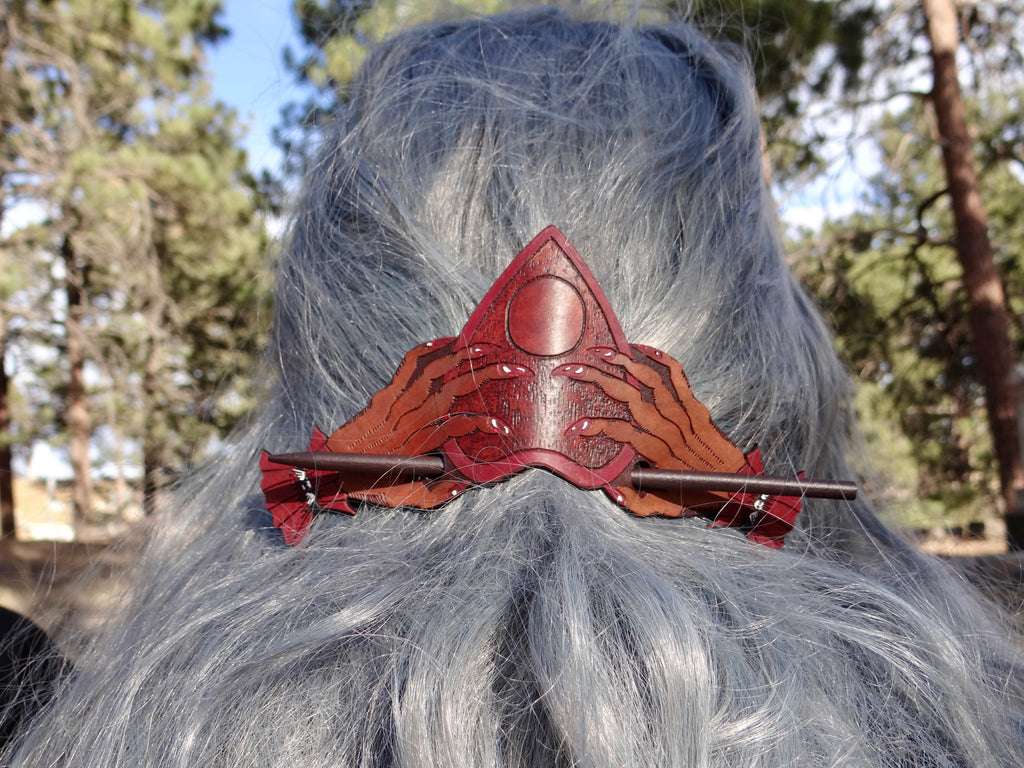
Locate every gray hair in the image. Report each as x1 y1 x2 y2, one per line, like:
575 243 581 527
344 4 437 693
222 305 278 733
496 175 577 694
9 9 1023 766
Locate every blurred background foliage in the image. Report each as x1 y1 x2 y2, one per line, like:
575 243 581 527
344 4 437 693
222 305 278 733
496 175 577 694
1 0 1022 533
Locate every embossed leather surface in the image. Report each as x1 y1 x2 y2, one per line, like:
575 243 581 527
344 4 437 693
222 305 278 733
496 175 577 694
260 227 818 547
443 226 637 488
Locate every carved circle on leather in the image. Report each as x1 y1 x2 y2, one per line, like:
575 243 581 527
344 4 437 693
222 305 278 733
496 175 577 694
507 276 585 356
442 226 637 487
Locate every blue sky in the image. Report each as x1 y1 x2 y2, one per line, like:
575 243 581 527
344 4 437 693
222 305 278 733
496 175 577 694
207 1 304 176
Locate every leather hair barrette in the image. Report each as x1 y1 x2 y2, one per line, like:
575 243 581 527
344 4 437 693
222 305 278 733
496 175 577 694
260 226 856 547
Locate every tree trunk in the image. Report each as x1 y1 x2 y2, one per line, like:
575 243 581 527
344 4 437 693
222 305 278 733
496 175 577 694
922 0 1024 516
0 313 15 537
141 329 164 517
0 182 14 537
61 235 92 523
142 350 159 516
142 443 159 516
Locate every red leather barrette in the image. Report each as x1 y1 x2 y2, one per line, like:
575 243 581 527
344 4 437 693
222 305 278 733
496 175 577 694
260 226 856 547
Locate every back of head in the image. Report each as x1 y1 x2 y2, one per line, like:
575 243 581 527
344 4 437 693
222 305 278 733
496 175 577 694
9 9 1024 767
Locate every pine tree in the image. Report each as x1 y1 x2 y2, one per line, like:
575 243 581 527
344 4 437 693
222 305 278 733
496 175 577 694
1 0 268 525
921 0 1022 517
792 0 1024 526
792 87 1024 528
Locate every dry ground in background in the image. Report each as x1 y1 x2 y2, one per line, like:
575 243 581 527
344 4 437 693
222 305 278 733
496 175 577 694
1 477 141 656
2 478 1024 654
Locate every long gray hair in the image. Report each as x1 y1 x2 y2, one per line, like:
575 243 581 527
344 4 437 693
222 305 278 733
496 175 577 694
9 9 1023 766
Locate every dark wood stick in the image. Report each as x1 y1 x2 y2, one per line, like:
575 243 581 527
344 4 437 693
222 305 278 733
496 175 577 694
265 451 858 500
629 467 856 500
267 451 443 478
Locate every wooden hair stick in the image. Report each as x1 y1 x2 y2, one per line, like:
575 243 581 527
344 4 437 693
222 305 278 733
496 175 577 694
265 451 858 501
